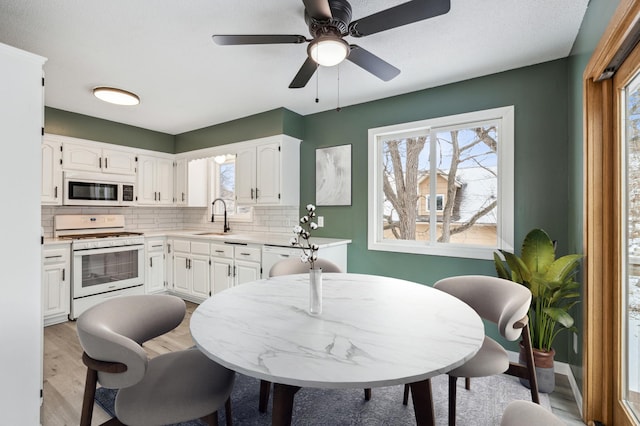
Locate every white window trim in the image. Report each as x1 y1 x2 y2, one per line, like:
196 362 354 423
367 106 514 260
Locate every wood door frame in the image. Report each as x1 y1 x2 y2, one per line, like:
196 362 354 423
584 1 640 424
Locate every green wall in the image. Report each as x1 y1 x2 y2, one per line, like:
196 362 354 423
44 107 175 153
566 0 620 392
301 59 572 359
175 108 304 152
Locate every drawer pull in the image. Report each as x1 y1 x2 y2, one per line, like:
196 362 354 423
45 255 62 259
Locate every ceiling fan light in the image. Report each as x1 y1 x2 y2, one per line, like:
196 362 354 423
93 87 140 106
308 37 349 67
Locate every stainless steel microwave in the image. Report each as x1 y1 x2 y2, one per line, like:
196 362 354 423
63 172 136 206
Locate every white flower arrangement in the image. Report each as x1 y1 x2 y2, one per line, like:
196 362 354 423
290 204 320 269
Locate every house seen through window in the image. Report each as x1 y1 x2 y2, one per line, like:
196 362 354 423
367 106 514 260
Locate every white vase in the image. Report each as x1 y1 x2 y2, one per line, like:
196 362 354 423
309 267 322 315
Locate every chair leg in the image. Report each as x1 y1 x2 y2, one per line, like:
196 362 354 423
364 388 371 401
402 383 410 405
448 375 457 426
225 397 233 426
522 323 540 404
201 412 218 426
259 380 271 413
465 377 471 390
80 366 98 426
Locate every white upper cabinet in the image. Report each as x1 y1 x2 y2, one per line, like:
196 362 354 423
62 141 136 175
235 135 300 206
175 158 187 206
102 148 137 175
137 154 174 205
41 138 62 205
235 147 256 205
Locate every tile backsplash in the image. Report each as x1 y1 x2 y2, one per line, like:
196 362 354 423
42 205 299 237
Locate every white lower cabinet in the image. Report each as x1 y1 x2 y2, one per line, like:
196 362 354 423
211 243 234 294
210 243 261 294
171 239 211 302
145 237 166 294
42 244 70 326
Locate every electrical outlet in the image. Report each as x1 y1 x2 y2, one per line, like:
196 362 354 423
317 216 324 227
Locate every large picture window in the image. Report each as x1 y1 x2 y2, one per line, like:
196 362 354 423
367 106 514 259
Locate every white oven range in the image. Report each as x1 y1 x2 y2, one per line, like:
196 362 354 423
54 215 145 319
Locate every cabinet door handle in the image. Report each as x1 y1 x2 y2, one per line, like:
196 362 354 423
185 258 189 269
62 268 65 281
182 192 185 202
105 158 108 169
54 186 58 199
99 157 102 168
227 264 231 277
250 188 254 200
158 192 161 201
233 265 236 277
168 244 171 254
150 258 153 268
255 188 259 199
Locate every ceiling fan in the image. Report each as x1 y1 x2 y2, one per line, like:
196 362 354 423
212 0 451 88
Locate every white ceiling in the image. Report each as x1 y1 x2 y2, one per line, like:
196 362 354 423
0 0 589 135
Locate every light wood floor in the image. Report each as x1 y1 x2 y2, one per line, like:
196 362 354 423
41 301 584 425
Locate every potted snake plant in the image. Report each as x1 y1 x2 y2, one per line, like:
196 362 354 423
493 228 582 393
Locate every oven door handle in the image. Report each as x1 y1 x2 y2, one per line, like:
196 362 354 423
73 244 144 256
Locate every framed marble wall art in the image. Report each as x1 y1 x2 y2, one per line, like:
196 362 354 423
315 144 351 206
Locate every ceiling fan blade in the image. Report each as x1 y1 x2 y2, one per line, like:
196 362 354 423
302 0 332 20
347 45 400 82
289 57 318 88
349 0 451 37
212 35 307 45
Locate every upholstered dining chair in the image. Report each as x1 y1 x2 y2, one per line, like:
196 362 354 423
500 400 565 425
268 257 342 277
76 294 236 426
402 275 540 426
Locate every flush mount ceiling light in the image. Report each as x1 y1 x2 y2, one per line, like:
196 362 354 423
308 36 350 67
93 87 140 106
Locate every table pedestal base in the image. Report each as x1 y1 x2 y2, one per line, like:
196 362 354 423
270 379 434 426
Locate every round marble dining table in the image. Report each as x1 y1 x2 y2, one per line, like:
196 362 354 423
190 272 484 426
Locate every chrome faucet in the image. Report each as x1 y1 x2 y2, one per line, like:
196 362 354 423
211 198 231 233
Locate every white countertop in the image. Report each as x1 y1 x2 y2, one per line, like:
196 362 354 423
141 229 351 248
190 273 484 389
43 229 350 248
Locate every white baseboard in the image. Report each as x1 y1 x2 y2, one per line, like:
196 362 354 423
507 350 583 417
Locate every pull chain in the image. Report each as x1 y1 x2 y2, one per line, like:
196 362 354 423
336 64 341 112
315 63 319 103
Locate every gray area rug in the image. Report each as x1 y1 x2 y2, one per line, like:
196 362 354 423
95 373 550 425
